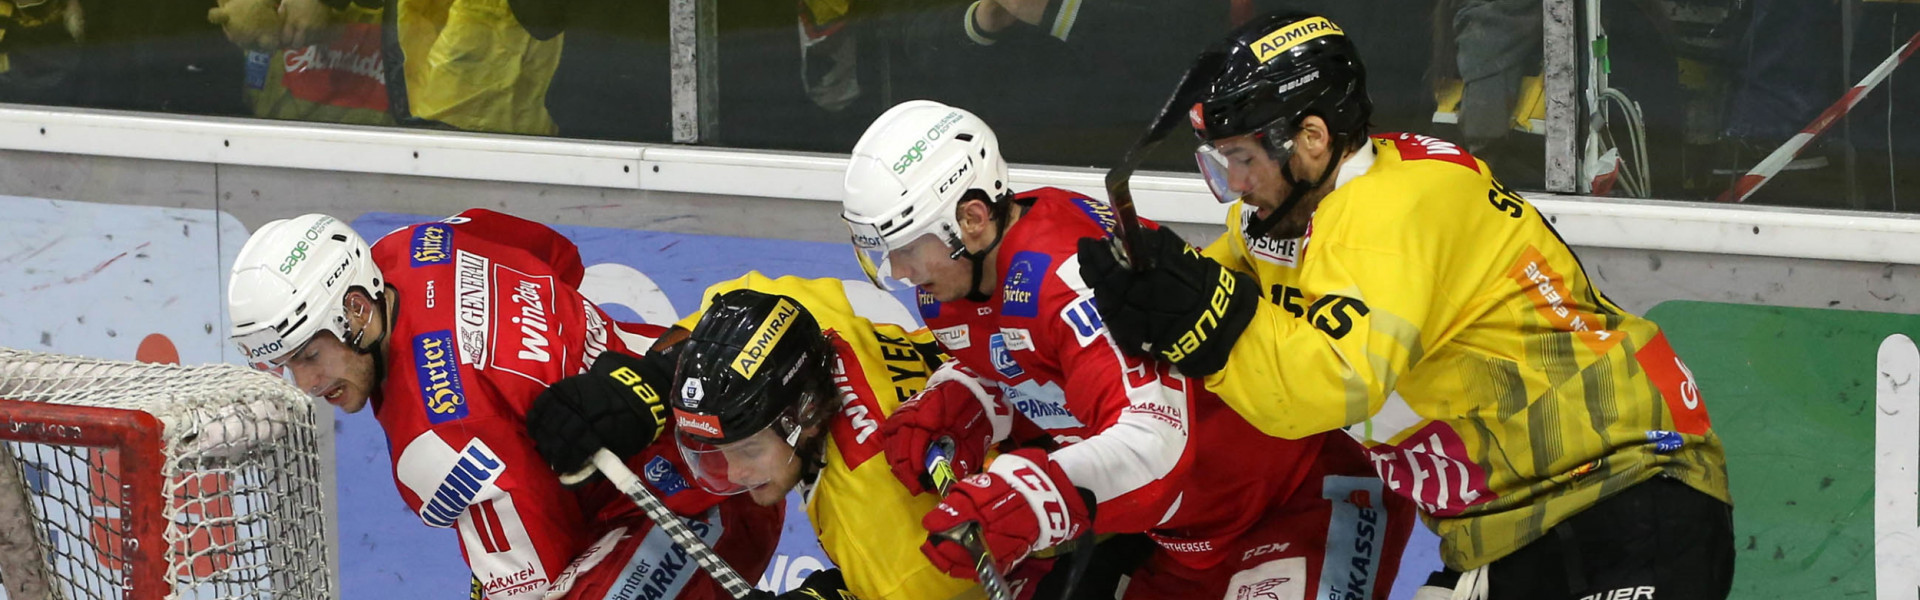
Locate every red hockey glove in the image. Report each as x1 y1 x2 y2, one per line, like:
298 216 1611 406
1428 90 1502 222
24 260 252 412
920 448 1092 579
882 363 1008 495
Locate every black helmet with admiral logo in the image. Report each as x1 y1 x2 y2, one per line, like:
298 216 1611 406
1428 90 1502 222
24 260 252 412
1186 13 1372 208
671 289 837 494
1191 12 1370 147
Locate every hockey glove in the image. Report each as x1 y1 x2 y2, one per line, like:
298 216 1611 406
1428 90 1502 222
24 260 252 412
920 448 1092 579
883 363 1009 495
1075 227 1259 377
527 350 672 484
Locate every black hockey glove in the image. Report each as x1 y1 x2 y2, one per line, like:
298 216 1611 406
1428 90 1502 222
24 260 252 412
527 350 673 484
742 569 855 600
1076 227 1259 377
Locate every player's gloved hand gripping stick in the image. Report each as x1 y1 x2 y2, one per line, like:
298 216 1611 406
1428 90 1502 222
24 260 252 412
925 437 1016 600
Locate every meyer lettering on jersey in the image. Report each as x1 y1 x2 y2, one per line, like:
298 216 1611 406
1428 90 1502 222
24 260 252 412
414 330 470 424
411 223 453 267
454 251 491 365
420 439 506 528
1002 251 1052 318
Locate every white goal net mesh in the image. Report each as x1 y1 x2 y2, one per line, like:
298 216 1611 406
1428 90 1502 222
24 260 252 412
0 348 332 600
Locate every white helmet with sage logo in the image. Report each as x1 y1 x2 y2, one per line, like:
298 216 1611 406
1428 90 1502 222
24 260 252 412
841 100 1010 291
227 214 385 369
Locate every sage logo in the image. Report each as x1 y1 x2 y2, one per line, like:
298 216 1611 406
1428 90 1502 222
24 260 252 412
278 215 334 274
279 241 310 274
890 111 965 174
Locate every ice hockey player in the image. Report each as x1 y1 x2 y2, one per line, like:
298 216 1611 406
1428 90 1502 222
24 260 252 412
839 99 1417 600
1074 13 1735 599
532 271 1118 600
226 210 782 599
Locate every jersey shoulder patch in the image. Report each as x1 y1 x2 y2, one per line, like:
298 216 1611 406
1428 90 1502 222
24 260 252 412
1377 132 1480 173
1000 250 1053 319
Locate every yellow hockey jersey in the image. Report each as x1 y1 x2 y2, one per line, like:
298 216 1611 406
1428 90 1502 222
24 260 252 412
1201 133 1730 570
678 273 984 600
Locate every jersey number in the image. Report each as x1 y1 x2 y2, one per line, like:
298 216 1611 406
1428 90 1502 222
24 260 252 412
1308 296 1371 340
1273 285 1371 340
1487 178 1526 219
1270 284 1308 317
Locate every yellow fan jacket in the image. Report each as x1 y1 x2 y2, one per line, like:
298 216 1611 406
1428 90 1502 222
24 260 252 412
678 273 985 600
1201 133 1731 570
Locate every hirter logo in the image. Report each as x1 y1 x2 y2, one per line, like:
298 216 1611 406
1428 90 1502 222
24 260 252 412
1002 251 1052 318
410 223 452 267
1189 103 1206 132
413 330 468 424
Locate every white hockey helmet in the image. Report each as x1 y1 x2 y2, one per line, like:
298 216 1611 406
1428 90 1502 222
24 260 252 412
227 214 385 367
842 100 1009 290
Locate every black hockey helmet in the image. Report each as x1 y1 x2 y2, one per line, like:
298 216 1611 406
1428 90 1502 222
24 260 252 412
1189 12 1372 149
671 289 837 494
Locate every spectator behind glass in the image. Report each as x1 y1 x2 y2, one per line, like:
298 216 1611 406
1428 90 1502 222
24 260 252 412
385 0 562 134
209 0 393 125
0 0 86 105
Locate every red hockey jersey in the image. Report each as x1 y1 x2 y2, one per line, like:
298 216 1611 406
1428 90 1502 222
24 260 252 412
368 209 725 599
920 189 1325 570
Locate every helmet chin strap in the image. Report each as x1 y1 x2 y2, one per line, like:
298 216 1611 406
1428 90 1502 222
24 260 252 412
952 197 1013 303
1244 140 1344 240
346 291 392 383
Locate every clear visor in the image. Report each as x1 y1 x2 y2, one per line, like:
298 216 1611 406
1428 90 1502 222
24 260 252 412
1195 138 1294 204
675 426 798 496
1194 143 1248 204
235 332 314 386
848 230 959 292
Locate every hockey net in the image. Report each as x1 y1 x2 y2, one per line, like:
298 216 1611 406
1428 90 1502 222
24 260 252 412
0 348 333 600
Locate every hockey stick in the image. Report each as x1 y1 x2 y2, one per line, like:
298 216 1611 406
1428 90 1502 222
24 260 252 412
924 437 1015 600
1102 49 1228 270
591 449 757 599
1717 27 1920 203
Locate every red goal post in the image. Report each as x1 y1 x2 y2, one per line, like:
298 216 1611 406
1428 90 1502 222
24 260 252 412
0 348 334 600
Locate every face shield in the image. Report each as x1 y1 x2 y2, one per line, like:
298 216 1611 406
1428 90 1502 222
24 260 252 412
676 425 799 496
232 325 324 388
846 226 962 292
1195 133 1295 205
